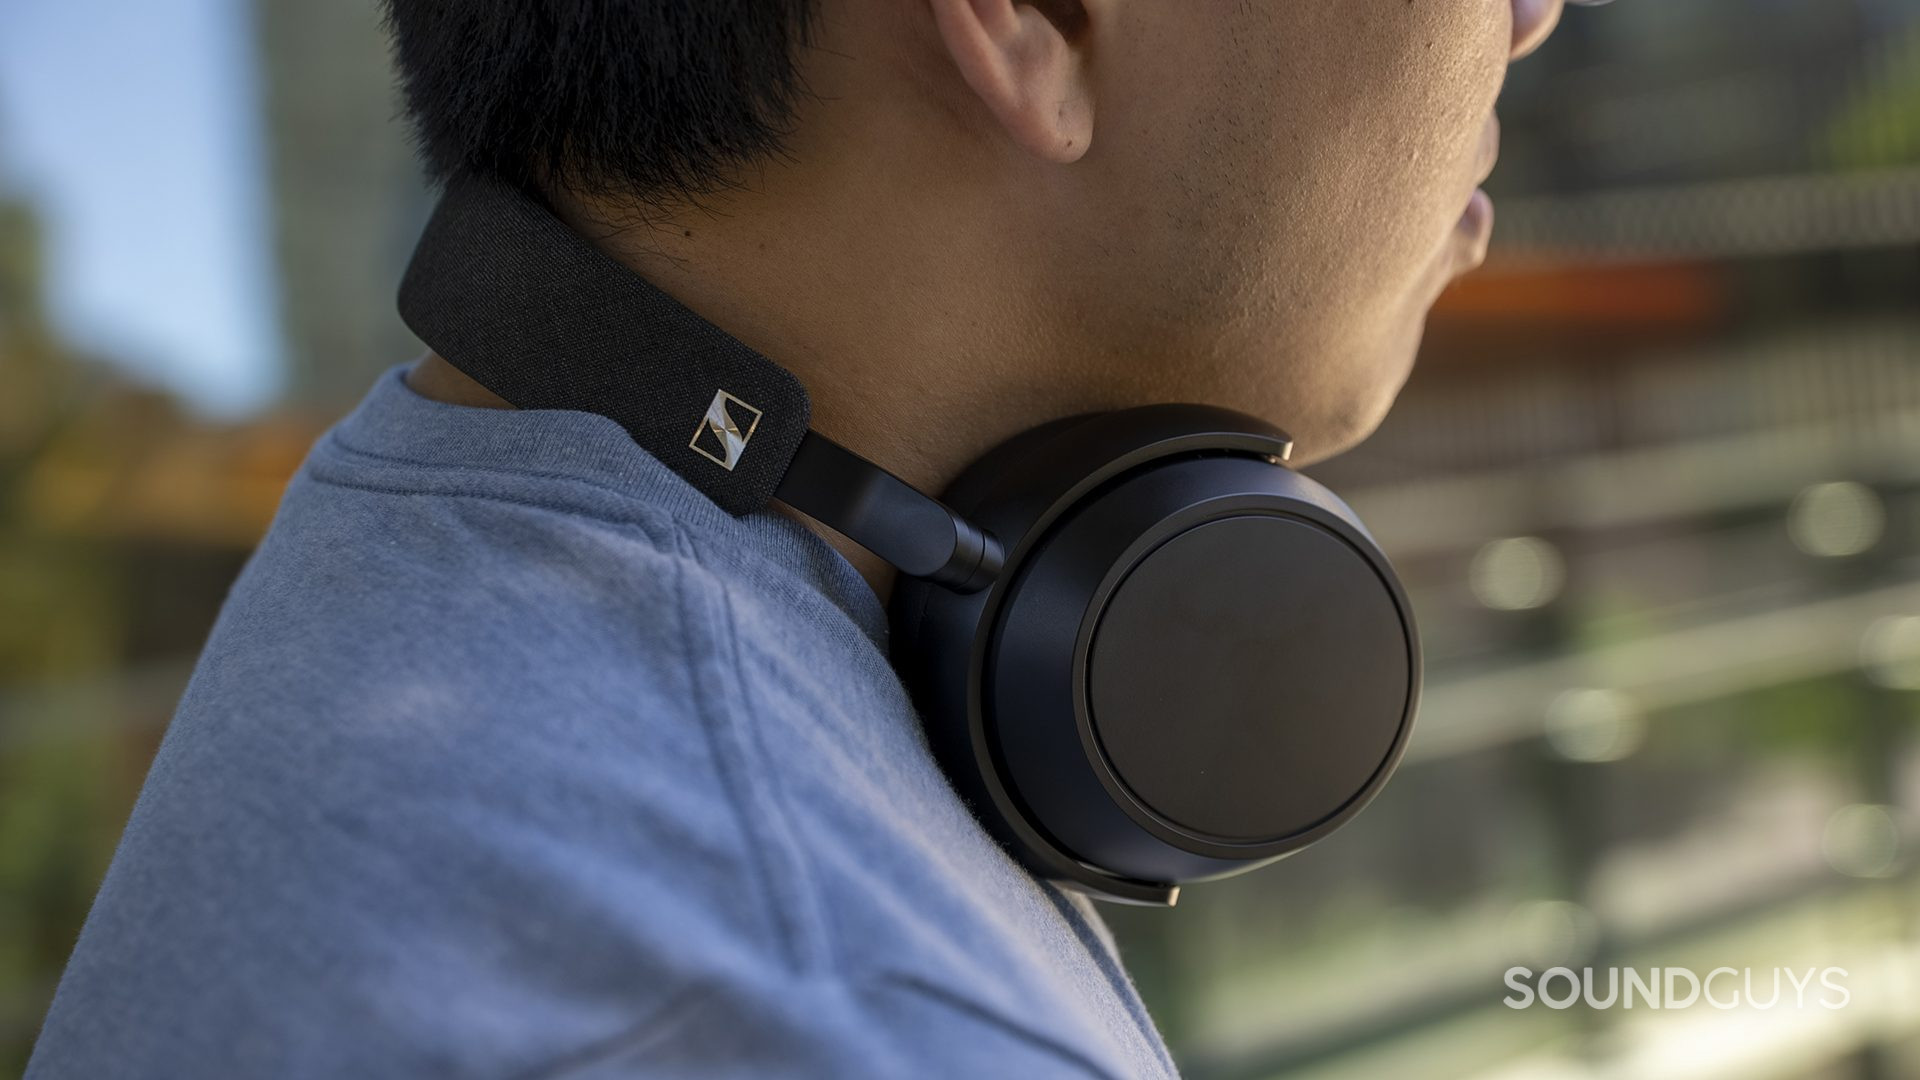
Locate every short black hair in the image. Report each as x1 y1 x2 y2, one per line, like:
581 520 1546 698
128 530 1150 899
381 1 817 201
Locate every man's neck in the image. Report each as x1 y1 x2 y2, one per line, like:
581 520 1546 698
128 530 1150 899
402 139 1097 602
404 167 1073 606
396 13 1135 605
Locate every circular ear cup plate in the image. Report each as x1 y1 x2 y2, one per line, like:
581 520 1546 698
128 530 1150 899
1087 515 1411 845
888 405 1419 901
986 453 1418 883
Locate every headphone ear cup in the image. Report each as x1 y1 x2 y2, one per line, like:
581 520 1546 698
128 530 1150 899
890 406 1419 904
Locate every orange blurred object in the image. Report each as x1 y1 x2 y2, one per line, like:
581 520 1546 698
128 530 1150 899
1433 258 1727 333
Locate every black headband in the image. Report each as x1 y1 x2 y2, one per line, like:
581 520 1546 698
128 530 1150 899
396 174 1001 590
398 174 810 515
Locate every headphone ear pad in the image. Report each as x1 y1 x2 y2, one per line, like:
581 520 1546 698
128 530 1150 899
890 406 1419 902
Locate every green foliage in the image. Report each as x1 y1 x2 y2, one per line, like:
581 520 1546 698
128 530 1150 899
0 730 128 1074
1825 24 1920 169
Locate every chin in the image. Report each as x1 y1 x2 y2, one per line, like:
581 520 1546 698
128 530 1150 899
1286 403 1389 467
1300 311 1431 464
1281 359 1417 467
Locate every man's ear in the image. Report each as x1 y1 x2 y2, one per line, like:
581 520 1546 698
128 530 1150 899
927 0 1094 163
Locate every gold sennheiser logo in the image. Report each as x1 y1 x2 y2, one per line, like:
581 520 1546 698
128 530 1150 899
689 389 762 471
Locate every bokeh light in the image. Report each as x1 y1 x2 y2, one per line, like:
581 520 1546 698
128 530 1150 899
1470 536 1568 612
1544 687 1647 764
1788 481 1886 558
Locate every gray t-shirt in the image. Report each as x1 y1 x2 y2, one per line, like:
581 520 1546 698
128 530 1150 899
27 366 1178 1079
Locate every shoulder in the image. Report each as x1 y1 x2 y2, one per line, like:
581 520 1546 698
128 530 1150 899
45 464 809 1067
170 459 763 872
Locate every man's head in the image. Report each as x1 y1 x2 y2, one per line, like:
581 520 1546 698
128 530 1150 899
386 0 1563 464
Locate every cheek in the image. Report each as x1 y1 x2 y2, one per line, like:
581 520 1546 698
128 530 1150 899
1200 0 1511 263
1074 2 1511 347
1314 10 1509 228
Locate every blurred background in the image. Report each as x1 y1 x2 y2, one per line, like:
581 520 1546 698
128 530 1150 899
2 1 1918 1076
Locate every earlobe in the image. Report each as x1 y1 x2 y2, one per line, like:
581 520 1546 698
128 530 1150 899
927 0 1095 164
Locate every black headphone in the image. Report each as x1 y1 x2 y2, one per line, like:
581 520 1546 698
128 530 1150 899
399 176 1420 906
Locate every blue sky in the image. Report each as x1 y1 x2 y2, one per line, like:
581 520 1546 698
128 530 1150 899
0 0 282 415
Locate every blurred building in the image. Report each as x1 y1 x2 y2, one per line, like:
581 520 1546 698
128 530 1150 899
254 0 429 410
